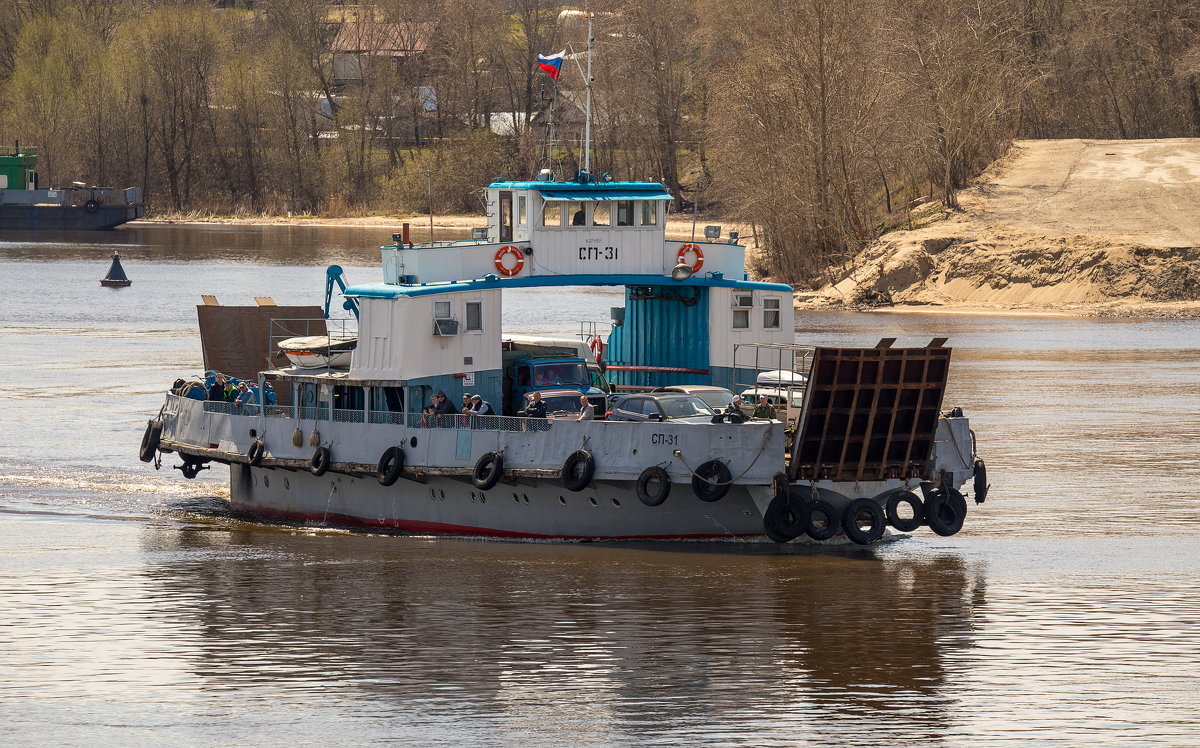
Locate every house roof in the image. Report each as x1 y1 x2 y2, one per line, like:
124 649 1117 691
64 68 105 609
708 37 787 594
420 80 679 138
330 22 433 56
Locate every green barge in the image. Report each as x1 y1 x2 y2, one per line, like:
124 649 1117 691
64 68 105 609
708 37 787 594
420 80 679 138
0 144 142 230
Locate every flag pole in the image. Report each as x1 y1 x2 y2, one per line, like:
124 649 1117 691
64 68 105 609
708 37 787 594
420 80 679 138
584 8 592 177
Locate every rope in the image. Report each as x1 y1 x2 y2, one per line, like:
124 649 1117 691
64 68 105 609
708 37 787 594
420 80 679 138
672 426 773 486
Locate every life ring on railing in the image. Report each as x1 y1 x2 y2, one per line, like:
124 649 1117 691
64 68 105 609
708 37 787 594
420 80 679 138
494 245 525 276
677 243 704 273
588 335 604 363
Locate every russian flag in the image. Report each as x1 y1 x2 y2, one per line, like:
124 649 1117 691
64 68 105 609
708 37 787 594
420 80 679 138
537 50 566 80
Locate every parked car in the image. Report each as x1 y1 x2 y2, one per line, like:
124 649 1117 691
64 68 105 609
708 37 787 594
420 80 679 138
607 393 718 424
651 384 738 411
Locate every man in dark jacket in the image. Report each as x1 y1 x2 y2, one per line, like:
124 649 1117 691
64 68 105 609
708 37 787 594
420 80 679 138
432 390 458 417
525 391 547 418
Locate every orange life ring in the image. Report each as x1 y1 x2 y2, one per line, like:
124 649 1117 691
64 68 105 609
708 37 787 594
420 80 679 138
678 243 704 272
588 335 604 363
494 245 525 276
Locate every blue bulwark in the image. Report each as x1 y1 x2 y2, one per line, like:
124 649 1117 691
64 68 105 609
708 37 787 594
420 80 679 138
488 180 669 194
346 274 792 298
607 286 711 390
538 188 672 201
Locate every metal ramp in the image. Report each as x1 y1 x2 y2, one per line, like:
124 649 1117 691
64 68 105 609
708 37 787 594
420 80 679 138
788 340 952 482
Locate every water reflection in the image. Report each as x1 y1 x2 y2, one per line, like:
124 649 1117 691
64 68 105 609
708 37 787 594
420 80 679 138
0 224 469 265
143 524 984 743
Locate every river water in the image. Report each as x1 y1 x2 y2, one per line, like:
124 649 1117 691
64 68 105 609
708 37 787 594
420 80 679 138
1 225 1198 745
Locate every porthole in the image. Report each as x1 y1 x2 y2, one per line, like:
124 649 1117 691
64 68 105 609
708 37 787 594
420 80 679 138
439 489 445 499
611 498 620 508
513 494 521 504
589 497 598 507
410 436 418 448
523 494 530 504
632 449 637 455
430 489 437 501
479 494 486 504
559 495 566 505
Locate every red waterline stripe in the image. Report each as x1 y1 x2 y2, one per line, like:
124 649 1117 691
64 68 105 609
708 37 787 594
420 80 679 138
235 504 759 540
604 365 710 374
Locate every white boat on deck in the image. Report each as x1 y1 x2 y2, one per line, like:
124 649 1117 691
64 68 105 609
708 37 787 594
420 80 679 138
277 334 357 369
139 171 989 544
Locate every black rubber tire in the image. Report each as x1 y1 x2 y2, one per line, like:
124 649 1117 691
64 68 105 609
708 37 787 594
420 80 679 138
763 491 801 542
247 438 266 467
181 460 202 479
377 446 405 486
472 451 503 491
84 199 99 213
926 487 967 536
691 460 731 502
635 466 671 506
803 498 840 541
842 498 887 545
139 419 162 463
561 450 595 492
783 491 809 537
886 490 925 532
310 446 331 477
973 458 989 504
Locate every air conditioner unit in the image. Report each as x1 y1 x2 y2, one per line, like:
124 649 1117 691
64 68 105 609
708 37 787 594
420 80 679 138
432 318 459 336
732 294 754 309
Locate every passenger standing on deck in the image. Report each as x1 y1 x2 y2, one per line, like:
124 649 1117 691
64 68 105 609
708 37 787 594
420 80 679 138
471 394 495 416
578 395 595 421
526 391 547 419
208 374 227 401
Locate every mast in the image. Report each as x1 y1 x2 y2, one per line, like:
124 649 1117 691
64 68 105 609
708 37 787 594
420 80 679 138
584 9 593 176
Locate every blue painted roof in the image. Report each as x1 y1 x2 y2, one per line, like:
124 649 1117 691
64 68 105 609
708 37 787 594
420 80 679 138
488 180 670 196
345 274 793 299
539 187 671 201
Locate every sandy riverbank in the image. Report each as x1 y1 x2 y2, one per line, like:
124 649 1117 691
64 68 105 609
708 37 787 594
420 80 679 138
812 138 1200 317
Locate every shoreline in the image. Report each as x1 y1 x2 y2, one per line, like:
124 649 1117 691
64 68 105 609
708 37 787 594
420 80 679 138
131 212 752 240
796 298 1200 319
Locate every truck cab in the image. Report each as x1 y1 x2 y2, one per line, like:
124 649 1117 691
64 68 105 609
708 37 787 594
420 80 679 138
503 354 607 416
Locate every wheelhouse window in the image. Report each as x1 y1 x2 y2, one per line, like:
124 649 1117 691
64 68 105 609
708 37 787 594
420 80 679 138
434 301 451 318
465 301 483 332
569 201 586 226
763 298 781 329
499 191 513 242
615 201 634 226
733 309 750 329
640 201 657 226
543 201 562 227
592 202 610 226
517 195 527 225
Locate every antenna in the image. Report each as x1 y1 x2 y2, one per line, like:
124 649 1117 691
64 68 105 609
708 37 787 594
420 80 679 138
584 8 593 176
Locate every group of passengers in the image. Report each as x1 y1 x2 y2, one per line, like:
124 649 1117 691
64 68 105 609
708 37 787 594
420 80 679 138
200 371 276 409
419 390 498 426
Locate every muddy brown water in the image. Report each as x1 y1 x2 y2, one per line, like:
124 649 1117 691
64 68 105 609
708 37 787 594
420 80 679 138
1 225 1198 745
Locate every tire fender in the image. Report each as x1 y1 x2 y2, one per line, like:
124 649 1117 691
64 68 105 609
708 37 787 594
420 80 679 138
635 466 671 506
310 446 331 477
472 451 504 491
885 490 924 532
804 498 840 541
377 446 406 486
561 449 595 492
691 459 731 502
139 419 163 463
247 438 266 467
842 497 886 545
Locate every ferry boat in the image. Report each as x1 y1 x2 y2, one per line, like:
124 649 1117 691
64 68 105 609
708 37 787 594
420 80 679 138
0 145 143 230
139 171 989 543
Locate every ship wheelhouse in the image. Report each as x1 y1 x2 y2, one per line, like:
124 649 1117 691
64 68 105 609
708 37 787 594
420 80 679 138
339 176 795 413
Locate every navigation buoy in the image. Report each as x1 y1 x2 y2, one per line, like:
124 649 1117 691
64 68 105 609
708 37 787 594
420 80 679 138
101 251 132 288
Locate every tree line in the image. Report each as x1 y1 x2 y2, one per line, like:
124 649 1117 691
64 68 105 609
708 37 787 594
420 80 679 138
1 0 1197 284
